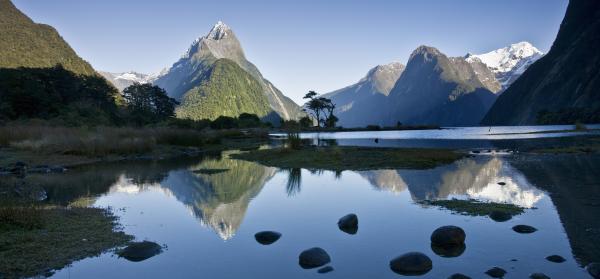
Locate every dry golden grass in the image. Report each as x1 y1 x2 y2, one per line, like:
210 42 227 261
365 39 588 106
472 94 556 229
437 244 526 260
0 125 213 156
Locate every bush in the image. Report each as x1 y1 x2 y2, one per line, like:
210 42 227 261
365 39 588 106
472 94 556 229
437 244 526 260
286 132 303 150
210 116 238 129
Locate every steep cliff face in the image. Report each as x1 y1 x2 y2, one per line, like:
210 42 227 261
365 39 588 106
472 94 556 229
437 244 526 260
482 0 600 125
386 46 496 126
0 0 96 76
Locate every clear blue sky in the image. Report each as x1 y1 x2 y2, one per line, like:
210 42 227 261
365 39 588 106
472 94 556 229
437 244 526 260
13 0 568 104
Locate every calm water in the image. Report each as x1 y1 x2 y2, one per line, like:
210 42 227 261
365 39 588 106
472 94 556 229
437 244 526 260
29 148 597 278
272 124 600 149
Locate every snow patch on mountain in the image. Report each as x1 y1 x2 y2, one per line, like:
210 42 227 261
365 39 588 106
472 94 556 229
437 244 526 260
466 42 543 89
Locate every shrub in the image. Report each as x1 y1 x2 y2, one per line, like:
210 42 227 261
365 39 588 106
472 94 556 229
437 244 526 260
286 132 303 150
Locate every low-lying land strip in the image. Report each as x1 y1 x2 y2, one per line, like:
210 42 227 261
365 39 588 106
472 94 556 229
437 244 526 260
231 146 463 171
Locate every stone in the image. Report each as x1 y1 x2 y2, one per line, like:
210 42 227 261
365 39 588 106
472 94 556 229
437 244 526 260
587 262 600 278
489 211 512 222
529 273 550 279
317 266 334 274
545 255 565 263
299 247 331 269
485 267 506 278
117 241 162 262
431 226 466 246
254 231 282 245
389 252 432 276
448 274 471 279
337 213 358 235
512 225 537 234
431 243 466 258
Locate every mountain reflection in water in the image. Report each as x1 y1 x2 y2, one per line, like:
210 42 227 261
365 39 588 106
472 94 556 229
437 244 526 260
358 157 544 207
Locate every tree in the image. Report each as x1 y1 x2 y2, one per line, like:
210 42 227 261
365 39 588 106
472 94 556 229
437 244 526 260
238 113 262 128
122 83 179 124
301 91 337 128
299 116 313 128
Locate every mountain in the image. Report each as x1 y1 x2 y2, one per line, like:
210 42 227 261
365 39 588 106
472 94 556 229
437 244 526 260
482 0 600 125
322 62 405 127
175 59 272 120
0 0 96 76
465 42 543 91
386 46 497 126
99 71 153 91
153 21 302 122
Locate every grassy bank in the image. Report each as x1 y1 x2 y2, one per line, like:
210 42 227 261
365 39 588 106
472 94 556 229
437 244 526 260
0 124 267 167
420 199 525 217
528 136 600 154
231 146 463 171
0 206 133 278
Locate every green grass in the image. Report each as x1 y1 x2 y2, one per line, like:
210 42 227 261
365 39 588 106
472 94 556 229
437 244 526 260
420 199 525 217
0 207 133 278
529 136 600 154
231 146 463 171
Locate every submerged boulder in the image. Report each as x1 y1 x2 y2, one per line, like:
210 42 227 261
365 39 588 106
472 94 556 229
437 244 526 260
317 266 334 274
337 213 358 235
389 252 432 276
117 241 162 262
485 267 506 278
254 231 282 245
448 274 471 279
545 255 566 263
431 226 466 246
512 225 537 234
299 247 331 269
530 273 550 279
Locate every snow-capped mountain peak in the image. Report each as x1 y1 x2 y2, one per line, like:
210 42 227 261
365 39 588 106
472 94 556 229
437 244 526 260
466 41 544 90
207 21 231 40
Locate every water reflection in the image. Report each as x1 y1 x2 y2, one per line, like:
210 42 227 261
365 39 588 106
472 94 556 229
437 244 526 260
21 151 592 278
108 151 276 240
308 157 545 208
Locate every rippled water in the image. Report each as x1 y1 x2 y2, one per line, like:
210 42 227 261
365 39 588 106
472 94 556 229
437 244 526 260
35 150 597 278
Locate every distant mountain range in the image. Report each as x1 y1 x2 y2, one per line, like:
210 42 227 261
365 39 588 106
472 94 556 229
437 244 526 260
324 42 542 127
482 0 600 125
99 71 154 91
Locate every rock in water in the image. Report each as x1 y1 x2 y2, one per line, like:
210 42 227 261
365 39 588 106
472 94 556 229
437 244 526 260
117 241 162 262
254 231 282 245
497 182 506 186
586 262 600 278
545 255 565 263
389 252 432 276
448 274 471 279
299 247 331 269
431 243 466 258
485 267 507 278
529 273 550 279
317 266 334 274
512 225 537 234
337 213 358 234
489 211 512 222
431 226 466 246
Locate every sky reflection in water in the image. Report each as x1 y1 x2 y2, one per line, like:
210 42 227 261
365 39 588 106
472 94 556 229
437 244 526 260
49 152 590 278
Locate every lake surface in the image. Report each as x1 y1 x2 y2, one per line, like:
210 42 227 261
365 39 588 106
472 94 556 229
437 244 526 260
31 146 598 278
272 124 600 149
